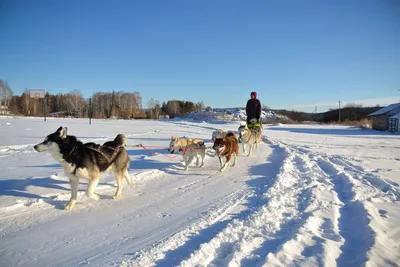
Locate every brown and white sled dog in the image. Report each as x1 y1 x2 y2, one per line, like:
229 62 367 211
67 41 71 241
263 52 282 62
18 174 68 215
212 129 228 141
238 124 262 156
34 127 131 210
212 132 239 172
168 136 206 171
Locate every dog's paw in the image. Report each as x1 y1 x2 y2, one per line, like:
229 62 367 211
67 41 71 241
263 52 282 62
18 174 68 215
88 193 100 201
64 200 76 210
113 194 121 199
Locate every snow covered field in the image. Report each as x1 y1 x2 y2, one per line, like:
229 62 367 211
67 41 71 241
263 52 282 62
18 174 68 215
0 117 399 267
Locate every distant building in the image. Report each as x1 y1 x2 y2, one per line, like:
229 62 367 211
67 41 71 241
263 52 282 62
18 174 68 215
388 113 400 132
0 105 10 115
368 103 400 131
158 115 170 120
131 113 147 119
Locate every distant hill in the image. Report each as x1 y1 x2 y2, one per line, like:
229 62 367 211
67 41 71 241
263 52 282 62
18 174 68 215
270 107 381 122
212 106 382 123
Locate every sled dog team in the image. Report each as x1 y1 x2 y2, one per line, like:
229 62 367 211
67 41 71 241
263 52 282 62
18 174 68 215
34 124 262 210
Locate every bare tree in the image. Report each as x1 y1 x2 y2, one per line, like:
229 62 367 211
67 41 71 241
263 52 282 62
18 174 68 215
147 98 155 119
22 89 30 115
8 95 21 114
0 80 14 108
91 91 142 119
154 100 161 119
344 102 363 108
64 89 86 117
167 100 180 116
194 101 205 112
134 92 143 113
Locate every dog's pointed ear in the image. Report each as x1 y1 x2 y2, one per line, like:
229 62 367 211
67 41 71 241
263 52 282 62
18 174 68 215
59 127 68 139
171 136 174 140
56 126 63 132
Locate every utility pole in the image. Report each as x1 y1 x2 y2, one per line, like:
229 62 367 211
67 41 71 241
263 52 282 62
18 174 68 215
89 97 92 125
312 106 318 121
43 98 47 121
339 100 341 123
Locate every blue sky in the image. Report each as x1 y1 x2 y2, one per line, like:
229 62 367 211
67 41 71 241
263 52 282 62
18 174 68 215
1 0 399 112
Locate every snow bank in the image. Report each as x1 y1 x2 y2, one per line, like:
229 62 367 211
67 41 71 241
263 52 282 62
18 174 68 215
174 109 290 123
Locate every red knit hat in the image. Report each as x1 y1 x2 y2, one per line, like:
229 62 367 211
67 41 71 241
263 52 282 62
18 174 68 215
251 92 257 98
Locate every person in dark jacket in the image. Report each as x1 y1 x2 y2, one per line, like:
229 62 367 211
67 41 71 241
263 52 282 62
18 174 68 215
246 91 262 125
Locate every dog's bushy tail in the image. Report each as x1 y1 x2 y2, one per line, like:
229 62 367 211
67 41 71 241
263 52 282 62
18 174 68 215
226 132 237 140
114 134 127 146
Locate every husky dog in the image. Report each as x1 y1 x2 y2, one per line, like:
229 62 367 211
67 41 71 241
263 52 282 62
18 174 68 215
238 124 262 156
211 129 228 141
168 136 206 171
34 127 131 210
103 134 127 148
85 134 127 161
212 132 239 172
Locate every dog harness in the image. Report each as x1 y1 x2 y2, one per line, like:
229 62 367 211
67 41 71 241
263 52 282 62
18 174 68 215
247 123 261 129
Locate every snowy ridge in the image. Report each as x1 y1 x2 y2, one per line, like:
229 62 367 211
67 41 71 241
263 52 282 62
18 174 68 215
176 109 289 123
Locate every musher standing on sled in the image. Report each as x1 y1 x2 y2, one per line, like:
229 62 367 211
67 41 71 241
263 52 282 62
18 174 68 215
246 91 262 126
238 91 262 143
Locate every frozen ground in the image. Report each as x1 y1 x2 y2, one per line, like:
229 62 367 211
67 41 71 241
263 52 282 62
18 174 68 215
0 117 399 266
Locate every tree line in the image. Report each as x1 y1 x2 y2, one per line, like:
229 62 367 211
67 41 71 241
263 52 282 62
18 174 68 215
273 103 382 123
0 80 208 119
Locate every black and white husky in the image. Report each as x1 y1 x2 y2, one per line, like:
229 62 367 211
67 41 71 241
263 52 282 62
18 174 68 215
34 127 132 210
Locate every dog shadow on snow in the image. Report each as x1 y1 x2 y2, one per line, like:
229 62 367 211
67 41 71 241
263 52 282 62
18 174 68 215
1 147 197 210
0 176 71 209
132 144 286 267
0 162 129 209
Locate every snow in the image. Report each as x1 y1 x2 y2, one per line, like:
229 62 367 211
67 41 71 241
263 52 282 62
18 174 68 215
0 117 399 266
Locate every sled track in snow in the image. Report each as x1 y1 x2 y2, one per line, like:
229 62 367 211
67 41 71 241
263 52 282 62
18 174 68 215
122 138 400 267
2 122 399 267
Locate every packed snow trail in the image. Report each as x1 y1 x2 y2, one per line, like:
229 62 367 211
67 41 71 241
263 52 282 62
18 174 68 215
0 119 274 266
124 135 400 267
0 118 399 266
